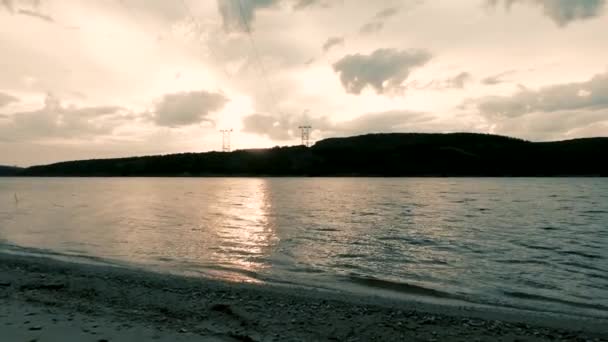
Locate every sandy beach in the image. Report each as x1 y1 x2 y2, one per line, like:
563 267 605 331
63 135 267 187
0 252 606 342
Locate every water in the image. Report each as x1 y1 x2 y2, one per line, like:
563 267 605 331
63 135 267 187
1 177 607 318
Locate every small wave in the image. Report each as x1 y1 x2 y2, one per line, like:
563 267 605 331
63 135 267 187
560 261 608 273
285 267 324 274
582 210 608 214
376 236 434 245
0 243 121 267
560 250 603 260
520 243 554 251
347 275 458 300
354 211 377 217
187 263 263 282
453 198 477 203
313 228 340 232
495 259 550 266
336 253 367 259
502 290 608 311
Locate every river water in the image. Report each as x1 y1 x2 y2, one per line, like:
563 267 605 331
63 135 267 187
1 177 606 318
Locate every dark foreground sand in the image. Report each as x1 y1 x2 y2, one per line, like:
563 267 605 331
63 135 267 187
0 252 606 342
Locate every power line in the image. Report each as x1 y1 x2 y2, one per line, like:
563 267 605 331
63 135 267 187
235 0 279 115
178 0 233 80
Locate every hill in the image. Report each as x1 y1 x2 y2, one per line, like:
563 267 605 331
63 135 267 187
0 165 23 176
16 133 608 177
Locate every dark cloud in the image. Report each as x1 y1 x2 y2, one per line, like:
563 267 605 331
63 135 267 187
217 0 279 32
486 0 606 26
0 94 124 141
218 0 333 32
472 71 608 118
333 48 432 95
292 0 332 10
322 36 344 52
0 92 19 108
17 8 53 22
152 90 228 127
482 70 516 85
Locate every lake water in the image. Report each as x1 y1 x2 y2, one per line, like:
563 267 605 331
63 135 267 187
1 177 607 318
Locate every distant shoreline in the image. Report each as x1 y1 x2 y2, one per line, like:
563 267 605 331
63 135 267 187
4 133 607 177
2 174 606 177
0 251 606 341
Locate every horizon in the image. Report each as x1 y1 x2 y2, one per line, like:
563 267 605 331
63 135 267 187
1 0 608 166
3 130 607 168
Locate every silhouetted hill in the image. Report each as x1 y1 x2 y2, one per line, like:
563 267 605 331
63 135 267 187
17 133 608 177
0 165 23 176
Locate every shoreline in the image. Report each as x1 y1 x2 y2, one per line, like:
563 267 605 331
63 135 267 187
1 252 606 341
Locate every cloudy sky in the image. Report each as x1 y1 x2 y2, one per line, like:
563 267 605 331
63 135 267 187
1 0 607 166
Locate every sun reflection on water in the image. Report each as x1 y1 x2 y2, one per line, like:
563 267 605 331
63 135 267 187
208 178 277 283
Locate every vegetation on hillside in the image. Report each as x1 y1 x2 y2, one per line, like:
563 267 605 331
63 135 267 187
0 165 23 176
13 133 608 177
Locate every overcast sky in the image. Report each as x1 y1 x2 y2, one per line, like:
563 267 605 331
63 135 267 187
1 0 607 166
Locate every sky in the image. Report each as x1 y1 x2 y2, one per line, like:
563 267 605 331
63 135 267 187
1 0 607 166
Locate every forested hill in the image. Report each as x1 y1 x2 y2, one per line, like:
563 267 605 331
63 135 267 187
0 165 23 176
15 133 608 177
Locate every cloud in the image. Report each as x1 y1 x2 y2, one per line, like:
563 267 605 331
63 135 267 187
482 70 516 85
0 92 19 108
333 48 432 95
1 0 55 22
322 36 344 52
242 113 293 140
359 21 384 35
375 6 401 19
359 5 406 35
442 72 472 89
405 72 472 91
472 71 608 118
152 90 228 127
17 8 54 22
242 110 436 141
1 0 14 13
0 93 124 142
335 110 434 135
359 8 390 34
242 112 330 140
292 0 331 10
486 0 606 26
217 0 334 32
217 0 279 32
487 108 608 141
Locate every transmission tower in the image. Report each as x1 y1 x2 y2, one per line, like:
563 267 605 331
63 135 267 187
220 129 233 152
298 126 312 147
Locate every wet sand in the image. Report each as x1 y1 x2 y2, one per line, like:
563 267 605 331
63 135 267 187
0 252 606 342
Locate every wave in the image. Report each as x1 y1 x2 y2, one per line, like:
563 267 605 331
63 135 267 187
502 290 608 312
0 242 123 268
346 275 459 300
559 250 603 260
